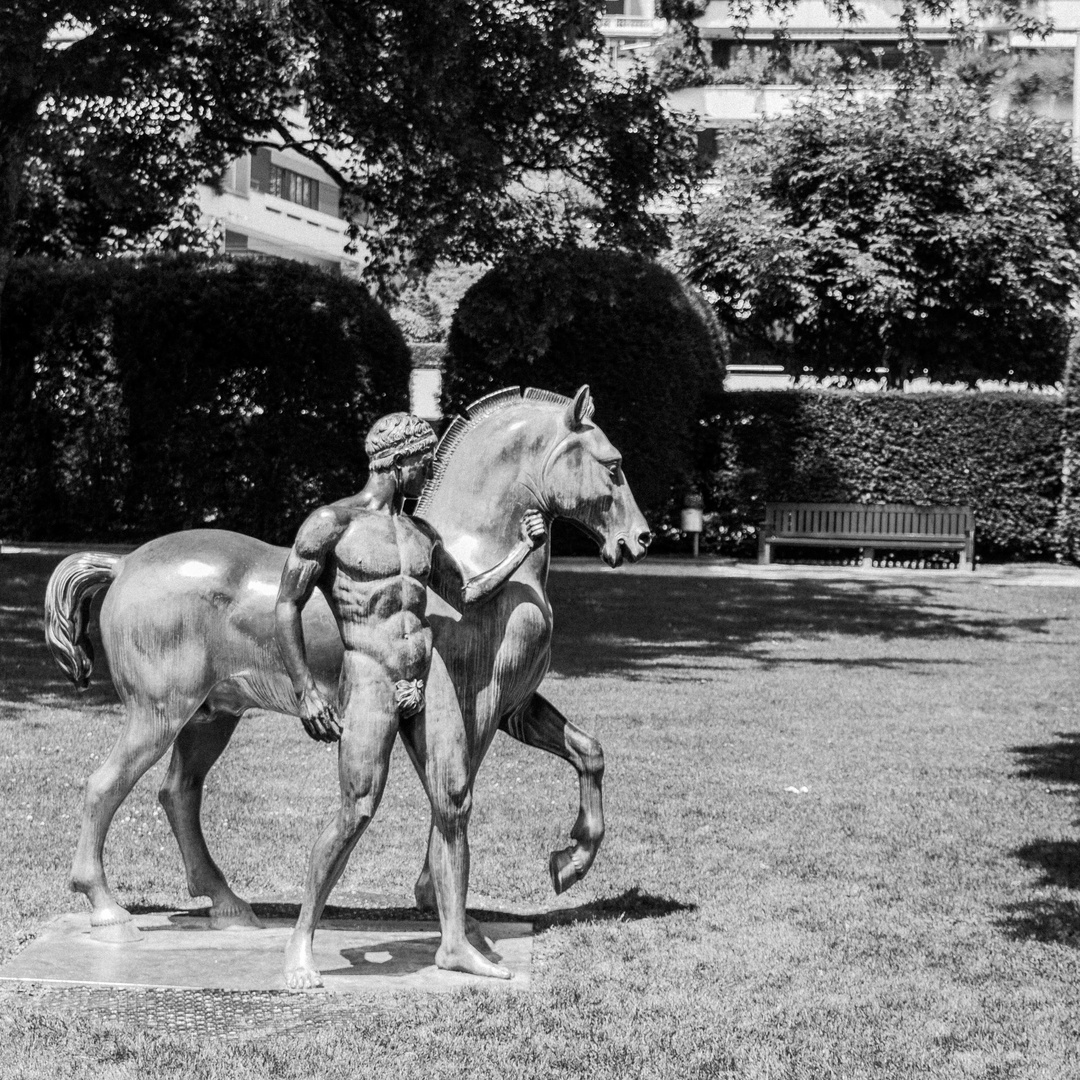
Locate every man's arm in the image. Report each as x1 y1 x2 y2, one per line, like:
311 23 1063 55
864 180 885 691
275 507 347 743
429 510 547 609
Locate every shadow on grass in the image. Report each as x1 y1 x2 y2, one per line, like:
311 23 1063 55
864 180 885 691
129 887 695 931
546 567 1059 678
1 552 120 709
1001 734 1080 945
1010 732 1080 786
1 550 1064 704
996 898 1080 946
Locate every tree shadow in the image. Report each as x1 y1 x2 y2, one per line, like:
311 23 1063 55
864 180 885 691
2 550 1065 705
546 566 1060 678
1011 732 1080 787
1000 733 1080 945
997 898 1080 946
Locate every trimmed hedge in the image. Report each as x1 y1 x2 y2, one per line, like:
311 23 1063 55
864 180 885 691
1057 332 1080 560
0 256 410 544
443 249 725 522
686 389 1064 561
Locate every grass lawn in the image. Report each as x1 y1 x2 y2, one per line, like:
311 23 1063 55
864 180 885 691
3 549 1080 1078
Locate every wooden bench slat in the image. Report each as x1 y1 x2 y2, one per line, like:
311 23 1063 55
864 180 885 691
758 502 975 570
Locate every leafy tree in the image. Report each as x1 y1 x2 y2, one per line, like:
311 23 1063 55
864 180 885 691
1 1 297 370
1 0 1057 371
682 80 1080 387
0 2 704 355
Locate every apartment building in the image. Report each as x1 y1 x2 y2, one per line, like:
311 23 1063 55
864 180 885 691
197 143 362 274
672 0 1079 131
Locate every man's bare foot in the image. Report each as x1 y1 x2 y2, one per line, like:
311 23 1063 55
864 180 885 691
209 895 264 931
436 940 512 979
284 933 323 990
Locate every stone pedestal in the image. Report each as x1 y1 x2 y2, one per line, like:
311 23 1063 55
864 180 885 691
0 911 532 994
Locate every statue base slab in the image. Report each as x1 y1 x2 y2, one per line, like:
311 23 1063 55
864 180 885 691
0 911 532 994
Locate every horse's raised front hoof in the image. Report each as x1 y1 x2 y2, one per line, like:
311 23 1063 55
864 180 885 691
548 847 582 896
209 897 264 931
89 903 143 943
436 941 512 980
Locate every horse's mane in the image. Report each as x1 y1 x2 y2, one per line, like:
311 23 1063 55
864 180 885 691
414 386 571 516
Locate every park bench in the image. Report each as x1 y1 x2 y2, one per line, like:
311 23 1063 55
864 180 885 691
757 502 976 570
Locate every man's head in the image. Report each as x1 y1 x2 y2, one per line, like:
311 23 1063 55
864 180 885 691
365 412 437 497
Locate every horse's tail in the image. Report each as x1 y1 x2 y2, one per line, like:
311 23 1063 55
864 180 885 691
44 552 121 692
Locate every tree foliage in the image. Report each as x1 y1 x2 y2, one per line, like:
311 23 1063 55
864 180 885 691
683 80 1080 387
443 248 724 521
2 3 1058 292
2 3 293 259
1 1 704 301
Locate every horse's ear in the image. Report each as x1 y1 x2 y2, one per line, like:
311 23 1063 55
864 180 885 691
566 385 595 430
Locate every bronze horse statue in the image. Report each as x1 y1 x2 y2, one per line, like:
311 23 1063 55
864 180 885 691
44 385 651 966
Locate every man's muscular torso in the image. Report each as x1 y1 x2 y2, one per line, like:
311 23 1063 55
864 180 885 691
320 509 434 683
291 503 438 686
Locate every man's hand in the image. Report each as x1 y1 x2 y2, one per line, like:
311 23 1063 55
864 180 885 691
519 509 548 550
298 687 342 743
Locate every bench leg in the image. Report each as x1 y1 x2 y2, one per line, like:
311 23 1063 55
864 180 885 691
758 535 771 565
859 546 874 568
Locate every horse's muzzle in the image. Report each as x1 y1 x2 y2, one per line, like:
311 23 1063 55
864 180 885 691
603 529 651 567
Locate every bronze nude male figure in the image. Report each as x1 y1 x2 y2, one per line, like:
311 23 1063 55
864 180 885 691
276 413 545 987
44 385 651 982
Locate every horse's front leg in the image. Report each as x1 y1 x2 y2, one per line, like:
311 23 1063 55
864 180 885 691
501 692 605 895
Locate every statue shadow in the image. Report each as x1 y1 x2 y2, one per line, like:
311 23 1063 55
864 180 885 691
132 887 694 933
998 733 1080 946
546 565 1061 678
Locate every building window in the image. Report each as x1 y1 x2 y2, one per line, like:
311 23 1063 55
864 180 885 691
268 164 319 210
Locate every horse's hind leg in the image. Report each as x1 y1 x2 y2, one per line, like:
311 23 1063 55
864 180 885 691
501 692 605 895
70 698 196 941
157 713 263 930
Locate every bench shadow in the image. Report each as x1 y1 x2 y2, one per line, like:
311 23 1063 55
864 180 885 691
999 733 1080 945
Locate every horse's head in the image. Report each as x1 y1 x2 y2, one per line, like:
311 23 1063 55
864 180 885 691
542 386 652 568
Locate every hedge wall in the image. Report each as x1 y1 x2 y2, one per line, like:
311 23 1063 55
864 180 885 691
444 249 725 523
0 256 410 544
687 389 1064 561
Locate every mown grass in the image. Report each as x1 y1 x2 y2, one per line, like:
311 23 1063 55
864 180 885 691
3 550 1080 1078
